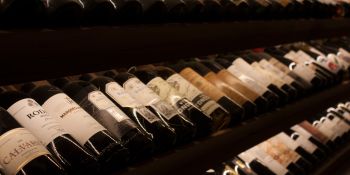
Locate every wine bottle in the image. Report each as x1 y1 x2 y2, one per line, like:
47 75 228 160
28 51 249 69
244 51 308 98
242 53 299 101
132 68 217 135
239 146 288 175
20 82 130 170
284 128 326 161
168 61 245 125
299 119 336 151
198 59 269 114
219 0 250 20
214 57 280 110
276 46 335 87
0 90 99 174
247 51 311 95
55 78 177 153
183 60 258 119
85 74 196 144
218 54 290 106
258 138 307 175
271 132 314 172
153 66 231 131
140 0 168 22
294 121 332 154
115 0 143 22
255 52 314 91
111 71 214 138
264 49 324 90
0 107 65 175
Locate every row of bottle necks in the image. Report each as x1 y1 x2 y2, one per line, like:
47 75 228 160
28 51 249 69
0 36 349 175
1 0 350 27
205 101 350 175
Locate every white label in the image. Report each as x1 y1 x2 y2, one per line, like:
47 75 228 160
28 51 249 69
123 78 161 106
88 90 129 123
166 74 201 101
250 146 288 175
259 60 294 85
136 107 160 123
42 93 106 145
251 63 285 88
7 98 68 146
105 82 142 108
0 128 51 175
231 58 271 87
238 152 255 164
292 64 315 82
124 78 178 120
313 120 336 141
151 101 178 120
147 77 183 105
227 65 267 95
166 74 221 115
275 133 299 150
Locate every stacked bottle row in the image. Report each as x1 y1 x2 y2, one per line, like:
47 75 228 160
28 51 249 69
0 37 349 175
205 101 350 175
0 0 350 27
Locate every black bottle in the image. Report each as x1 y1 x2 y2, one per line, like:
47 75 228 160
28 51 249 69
81 0 118 25
246 51 310 97
44 0 84 26
168 61 245 124
57 78 177 153
153 65 231 131
84 74 196 144
20 82 129 170
109 71 208 138
0 107 65 175
214 56 280 109
241 53 298 101
198 58 269 114
0 90 99 174
132 68 214 136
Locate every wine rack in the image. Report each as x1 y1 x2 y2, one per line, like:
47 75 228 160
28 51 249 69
115 81 350 175
1 18 350 175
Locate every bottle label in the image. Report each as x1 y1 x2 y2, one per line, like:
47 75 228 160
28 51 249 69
260 140 295 167
249 146 288 175
291 125 313 139
226 66 266 95
167 74 223 115
230 58 270 87
147 77 184 105
136 107 161 123
105 82 142 108
292 64 315 82
123 78 161 106
275 133 299 150
42 93 106 145
339 108 350 121
259 60 294 85
217 70 260 101
150 101 178 121
88 90 129 123
7 98 68 146
251 63 285 88
204 72 247 106
0 128 51 175
179 67 226 101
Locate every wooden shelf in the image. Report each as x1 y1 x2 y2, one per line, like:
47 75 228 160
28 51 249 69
1 18 350 85
113 81 350 175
